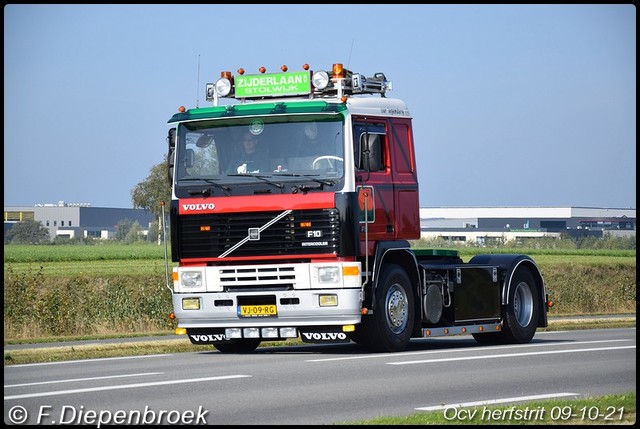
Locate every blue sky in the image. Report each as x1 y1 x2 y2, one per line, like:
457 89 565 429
4 4 636 209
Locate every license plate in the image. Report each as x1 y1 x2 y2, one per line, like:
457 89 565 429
238 304 277 317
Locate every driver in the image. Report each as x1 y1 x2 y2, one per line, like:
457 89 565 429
227 130 268 174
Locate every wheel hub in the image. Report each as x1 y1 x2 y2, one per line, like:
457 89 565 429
386 286 408 331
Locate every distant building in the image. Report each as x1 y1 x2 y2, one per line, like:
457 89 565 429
420 206 636 245
5 203 635 244
4 201 155 241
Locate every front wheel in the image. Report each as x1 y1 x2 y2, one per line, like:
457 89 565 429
357 264 415 352
213 339 261 354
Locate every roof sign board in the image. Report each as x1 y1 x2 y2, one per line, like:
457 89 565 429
234 71 311 98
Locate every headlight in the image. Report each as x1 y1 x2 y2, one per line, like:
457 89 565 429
181 271 203 288
317 266 341 284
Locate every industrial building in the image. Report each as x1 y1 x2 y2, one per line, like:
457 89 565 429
420 206 636 245
4 202 155 240
4 203 636 244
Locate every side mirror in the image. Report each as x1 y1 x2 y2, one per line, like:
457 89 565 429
167 128 176 184
184 148 195 169
365 134 382 171
358 133 382 171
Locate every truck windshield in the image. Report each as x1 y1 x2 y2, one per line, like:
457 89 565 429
175 117 344 183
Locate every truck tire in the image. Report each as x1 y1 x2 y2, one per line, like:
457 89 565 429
213 339 261 354
473 265 539 345
358 264 414 352
501 266 539 343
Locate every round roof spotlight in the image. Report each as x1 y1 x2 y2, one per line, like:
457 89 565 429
312 70 330 90
215 78 232 97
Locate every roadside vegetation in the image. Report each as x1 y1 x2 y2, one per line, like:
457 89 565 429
3 237 636 341
3 240 635 425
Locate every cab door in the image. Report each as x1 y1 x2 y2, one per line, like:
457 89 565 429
353 118 396 245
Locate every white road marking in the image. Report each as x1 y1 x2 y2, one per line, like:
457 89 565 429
388 345 635 365
4 375 251 400
305 339 633 362
415 392 580 411
5 372 163 388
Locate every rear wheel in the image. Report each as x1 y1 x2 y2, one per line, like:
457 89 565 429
358 264 414 352
472 265 539 345
213 339 261 354
502 266 539 343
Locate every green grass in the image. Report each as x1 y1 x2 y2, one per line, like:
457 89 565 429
454 247 635 258
5 244 635 264
3 243 166 263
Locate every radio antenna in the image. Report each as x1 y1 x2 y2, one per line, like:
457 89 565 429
346 39 355 69
196 54 201 108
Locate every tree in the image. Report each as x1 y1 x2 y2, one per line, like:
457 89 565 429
124 221 144 243
114 218 135 241
5 219 50 244
146 219 160 243
131 155 172 219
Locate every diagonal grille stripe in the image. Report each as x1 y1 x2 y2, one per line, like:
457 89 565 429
219 210 292 258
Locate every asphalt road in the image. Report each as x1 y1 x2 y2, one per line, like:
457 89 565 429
4 314 635 351
4 327 636 425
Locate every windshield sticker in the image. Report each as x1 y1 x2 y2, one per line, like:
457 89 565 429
249 119 264 135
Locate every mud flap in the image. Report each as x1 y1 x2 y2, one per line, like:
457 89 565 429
187 328 230 344
299 327 351 343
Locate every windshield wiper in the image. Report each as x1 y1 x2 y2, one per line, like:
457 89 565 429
227 173 284 190
179 177 231 195
275 173 336 187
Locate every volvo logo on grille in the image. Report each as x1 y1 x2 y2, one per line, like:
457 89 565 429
248 227 260 240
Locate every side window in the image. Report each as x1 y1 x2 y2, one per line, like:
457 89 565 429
353 122 386 172
390 121 414 174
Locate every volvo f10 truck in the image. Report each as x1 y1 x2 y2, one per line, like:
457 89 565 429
164 63 550 353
